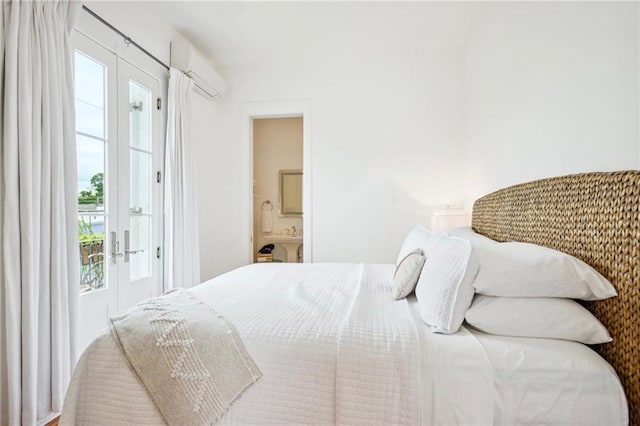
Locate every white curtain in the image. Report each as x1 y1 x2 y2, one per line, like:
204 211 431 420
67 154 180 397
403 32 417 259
0 1 81 424
164 68 201 289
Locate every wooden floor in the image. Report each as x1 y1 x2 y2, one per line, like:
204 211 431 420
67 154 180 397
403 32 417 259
45 416 59 426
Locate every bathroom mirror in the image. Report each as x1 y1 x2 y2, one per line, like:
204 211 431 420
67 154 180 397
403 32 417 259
279 169 302 217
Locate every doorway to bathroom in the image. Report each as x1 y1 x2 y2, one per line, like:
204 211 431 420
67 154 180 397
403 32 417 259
240 99 312 264
253 117 304 263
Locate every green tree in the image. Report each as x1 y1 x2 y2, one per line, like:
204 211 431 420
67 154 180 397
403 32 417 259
91 173 104 204
78 172 104 205
78 190 96 205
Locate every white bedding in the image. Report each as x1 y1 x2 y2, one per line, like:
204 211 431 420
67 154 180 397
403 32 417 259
473 329 628 425
61 263 628 425
62 263 419 425
406 295 628 425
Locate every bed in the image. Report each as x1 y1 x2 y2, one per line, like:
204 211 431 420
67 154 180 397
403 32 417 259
61 171 639 425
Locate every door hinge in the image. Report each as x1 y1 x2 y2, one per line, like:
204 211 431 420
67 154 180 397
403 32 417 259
157 97 161 110
157 246 161 259
157 171 161 183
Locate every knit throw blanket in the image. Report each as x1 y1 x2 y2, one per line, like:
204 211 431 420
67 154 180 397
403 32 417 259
109 289 262 425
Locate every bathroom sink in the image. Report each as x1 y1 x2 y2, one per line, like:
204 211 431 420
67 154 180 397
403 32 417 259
264 235 303 244
263 235 303 262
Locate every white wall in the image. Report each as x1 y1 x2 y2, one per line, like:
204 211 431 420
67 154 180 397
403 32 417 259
81 2 177 65
464 2 640 203
209 4 470 265
191 95 239 280
206 1 638 266
88 1 640 274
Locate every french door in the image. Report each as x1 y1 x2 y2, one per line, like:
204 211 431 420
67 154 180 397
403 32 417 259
73 32 163 350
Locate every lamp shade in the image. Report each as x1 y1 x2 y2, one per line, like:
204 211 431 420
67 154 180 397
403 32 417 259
430 209 471 232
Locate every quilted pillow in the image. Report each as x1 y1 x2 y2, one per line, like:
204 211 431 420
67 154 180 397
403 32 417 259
415 234 478 334
392 248 426 300
465 295 612 344
396 225 438 266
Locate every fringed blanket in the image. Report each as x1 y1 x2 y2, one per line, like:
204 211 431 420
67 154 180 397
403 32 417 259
109 289 261 426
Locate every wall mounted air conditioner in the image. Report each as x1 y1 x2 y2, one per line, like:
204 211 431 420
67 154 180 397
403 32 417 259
170 40 227 100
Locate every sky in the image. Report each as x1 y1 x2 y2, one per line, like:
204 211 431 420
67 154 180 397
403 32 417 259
75 51 106 195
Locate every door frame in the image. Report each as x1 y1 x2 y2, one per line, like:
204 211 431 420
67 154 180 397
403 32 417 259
240 100 313 264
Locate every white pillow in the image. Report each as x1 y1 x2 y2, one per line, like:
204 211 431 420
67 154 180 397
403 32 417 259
465 295 612 344
451 228 616 301
396 225 438 265
447 226 496 245
415 234 478 334
392 249 426 300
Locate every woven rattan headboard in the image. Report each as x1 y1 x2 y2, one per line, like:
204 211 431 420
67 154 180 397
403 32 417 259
472 171 640 424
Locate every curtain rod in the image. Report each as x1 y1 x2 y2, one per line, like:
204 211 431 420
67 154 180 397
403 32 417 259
81 5 170 72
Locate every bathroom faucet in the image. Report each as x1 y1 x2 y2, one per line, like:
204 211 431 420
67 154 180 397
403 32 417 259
291 226 297 237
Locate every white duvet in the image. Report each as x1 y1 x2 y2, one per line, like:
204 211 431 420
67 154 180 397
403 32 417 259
61 263 628 425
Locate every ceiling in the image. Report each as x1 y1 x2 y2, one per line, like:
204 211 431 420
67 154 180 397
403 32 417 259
113 1 483 69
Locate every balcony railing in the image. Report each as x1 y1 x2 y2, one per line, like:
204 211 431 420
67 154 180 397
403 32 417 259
79 238 104 293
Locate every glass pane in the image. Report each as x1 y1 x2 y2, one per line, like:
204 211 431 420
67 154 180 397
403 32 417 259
74 51 105 108
77 134 105 211
78 214 106 293
130 215 151 281
75 100 105 138
130 150 151 214
74 51 105 138
129 81 151 151
75 49 107 294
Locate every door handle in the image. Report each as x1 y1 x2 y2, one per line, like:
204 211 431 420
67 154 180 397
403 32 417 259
124 230 130 263
125 249 145 255
124 230 145 262
110 231 123 262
